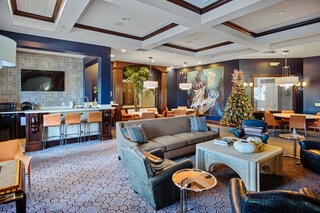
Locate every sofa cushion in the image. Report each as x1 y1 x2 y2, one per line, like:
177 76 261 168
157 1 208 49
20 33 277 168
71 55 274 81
189 116 208 132
243 125 263 136
174 132 206 145
139 141 165 153
192 131 219 141
150 135 187 151
124 124 148 144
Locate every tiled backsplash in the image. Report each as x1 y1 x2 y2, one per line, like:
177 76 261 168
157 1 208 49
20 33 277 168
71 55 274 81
0 51 84 108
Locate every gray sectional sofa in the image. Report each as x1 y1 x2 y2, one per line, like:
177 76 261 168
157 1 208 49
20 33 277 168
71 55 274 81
116 115 220 159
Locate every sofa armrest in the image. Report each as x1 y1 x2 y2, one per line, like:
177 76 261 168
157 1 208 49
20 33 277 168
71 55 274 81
229 128 244 138
299 187 318 199
230 178 247 213
150 160 193 186
149 148 164 159
299 140 320 150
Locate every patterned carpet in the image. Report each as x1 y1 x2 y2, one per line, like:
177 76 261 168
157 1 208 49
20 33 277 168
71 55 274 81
1 130 320 213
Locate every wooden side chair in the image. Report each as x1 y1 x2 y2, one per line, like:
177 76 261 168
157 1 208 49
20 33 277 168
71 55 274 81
264 111 281 135
120 109 136 121
174 109 186 116
289 114 307 136
0 139 32 190
281 110 295 130
307 112 320 134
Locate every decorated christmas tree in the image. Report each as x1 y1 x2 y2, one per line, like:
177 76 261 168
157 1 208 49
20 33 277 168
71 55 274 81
220 69 253 127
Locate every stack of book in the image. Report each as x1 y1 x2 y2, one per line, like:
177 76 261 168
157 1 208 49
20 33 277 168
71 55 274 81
213 137 236 146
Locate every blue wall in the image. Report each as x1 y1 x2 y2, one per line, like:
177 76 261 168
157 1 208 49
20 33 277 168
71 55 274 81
0 30 112 104
303 56 320 114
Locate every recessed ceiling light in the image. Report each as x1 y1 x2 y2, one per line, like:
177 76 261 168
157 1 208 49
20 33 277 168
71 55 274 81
121 17 130 21
121 49 127 52
183 62 187 67
269 62 280 66
110 54 114 58
198 61 202 65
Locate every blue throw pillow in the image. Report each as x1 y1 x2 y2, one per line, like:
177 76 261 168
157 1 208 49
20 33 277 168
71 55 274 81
124 124 148 144
189 116 208 132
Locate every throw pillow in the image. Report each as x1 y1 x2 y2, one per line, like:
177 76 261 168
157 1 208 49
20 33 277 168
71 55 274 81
124 124 148 144
189 116 208 132
243 126 263 136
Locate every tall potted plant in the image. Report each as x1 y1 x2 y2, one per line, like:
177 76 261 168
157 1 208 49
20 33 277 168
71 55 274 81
124 65 149 110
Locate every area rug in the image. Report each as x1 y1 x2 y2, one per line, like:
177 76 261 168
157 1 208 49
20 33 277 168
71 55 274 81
0 137 319 213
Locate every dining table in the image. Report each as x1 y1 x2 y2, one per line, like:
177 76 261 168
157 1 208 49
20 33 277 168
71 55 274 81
273 113 320 120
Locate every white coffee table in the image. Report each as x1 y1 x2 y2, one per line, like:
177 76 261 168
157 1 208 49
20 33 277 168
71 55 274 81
196 141 283 191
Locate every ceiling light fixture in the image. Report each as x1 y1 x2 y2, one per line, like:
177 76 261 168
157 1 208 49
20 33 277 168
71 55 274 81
275 50 299 87
179 70 192 90
269 62 280 66
143 56 158 89
0 35 16 69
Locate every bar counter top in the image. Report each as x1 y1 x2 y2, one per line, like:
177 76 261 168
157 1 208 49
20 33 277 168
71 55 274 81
0 104 114 114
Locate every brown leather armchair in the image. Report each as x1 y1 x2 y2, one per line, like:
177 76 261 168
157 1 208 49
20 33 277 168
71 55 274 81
230 178 320 213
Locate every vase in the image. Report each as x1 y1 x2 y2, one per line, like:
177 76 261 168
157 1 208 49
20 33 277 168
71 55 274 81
233 140 256 154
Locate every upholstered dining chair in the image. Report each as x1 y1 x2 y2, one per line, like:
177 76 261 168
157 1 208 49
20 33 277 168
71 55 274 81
0 139 32 189
174 109 186 116
280 110 295 130
264 111 281 135
289 114 307 136
120 109 136 121
307 112 320 134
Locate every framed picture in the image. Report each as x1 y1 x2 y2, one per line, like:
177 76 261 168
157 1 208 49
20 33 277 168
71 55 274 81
187 67 224 117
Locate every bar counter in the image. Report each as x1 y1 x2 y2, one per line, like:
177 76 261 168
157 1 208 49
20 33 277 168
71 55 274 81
22 105 114 152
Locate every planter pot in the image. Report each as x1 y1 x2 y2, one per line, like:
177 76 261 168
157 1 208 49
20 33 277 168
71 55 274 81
233 140 256 154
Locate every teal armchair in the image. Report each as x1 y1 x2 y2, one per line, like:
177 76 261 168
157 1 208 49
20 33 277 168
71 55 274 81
229 119 269 143
120 146 193 210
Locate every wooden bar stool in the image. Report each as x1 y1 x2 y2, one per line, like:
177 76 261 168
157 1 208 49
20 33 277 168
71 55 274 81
42 113 63 149
85 111 102 141
64 113 82 144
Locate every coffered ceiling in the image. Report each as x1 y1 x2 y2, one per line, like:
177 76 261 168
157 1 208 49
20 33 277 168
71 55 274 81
0 0 320 68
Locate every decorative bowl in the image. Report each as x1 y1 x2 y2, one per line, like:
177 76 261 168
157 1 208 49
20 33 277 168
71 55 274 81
233 139 256 154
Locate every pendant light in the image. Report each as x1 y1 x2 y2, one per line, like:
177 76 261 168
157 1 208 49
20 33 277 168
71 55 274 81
143 56 158 89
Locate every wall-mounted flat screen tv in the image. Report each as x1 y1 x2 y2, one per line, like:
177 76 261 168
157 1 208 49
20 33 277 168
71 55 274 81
21 69 65 91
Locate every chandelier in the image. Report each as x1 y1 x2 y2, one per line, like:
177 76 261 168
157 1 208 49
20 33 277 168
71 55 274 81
143 56 158 89
179 63 192 90
0 35 16 69
275 50 299 86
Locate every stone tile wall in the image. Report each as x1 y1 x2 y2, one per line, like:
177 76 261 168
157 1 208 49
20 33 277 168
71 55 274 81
0 51 84 108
